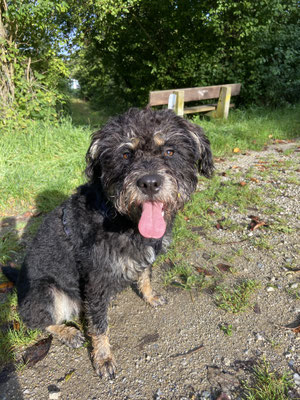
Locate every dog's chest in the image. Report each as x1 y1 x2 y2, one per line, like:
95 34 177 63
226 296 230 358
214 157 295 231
112 243 157 282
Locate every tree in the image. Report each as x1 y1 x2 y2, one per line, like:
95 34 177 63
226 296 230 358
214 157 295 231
0 0 71 126
75 0 300 107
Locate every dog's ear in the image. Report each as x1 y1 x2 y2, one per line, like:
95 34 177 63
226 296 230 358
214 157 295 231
183 119 214 178
85 134 102 182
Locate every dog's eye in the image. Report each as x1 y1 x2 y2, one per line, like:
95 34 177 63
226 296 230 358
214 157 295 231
164 149 174 157
123 152 131 160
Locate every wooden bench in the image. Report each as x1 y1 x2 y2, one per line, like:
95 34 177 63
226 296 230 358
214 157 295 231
148 83 241 119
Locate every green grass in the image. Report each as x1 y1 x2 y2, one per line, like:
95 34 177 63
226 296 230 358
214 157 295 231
0 291 41 365
0 118 91 215
219 323 234 336
164 262 208 290
215 280 259 313
242 359 294 400
194 104 300 156
69 98 111 128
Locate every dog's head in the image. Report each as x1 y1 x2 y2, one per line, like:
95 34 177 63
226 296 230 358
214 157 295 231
86 108 213 239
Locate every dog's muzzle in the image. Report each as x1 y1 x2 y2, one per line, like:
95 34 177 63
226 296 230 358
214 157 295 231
135 174 166 239
137 174 162 196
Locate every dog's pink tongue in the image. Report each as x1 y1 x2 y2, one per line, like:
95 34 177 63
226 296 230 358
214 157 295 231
138 202 166 239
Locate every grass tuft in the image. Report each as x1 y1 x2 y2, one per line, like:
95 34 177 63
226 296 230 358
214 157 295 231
164 262 208 291
0 291 41 364
242 359 294 400
215 280 259 313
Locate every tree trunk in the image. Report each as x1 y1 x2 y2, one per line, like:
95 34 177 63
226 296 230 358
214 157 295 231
0 1 15 114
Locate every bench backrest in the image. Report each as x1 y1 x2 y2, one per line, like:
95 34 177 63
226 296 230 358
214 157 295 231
149 83 241 106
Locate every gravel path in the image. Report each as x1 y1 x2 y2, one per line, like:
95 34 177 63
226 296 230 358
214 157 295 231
1 139 299 400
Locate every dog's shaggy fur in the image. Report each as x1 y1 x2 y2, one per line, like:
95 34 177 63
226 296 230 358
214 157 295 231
17 108 213 377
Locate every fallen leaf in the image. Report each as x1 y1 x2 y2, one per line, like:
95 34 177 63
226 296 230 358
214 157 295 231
239 181 247 186
215 222 223 230
233 148 240 153
206 209 215 215
283 319 300 334
253 221 267 231
250 177 259 183
274 139 287 144
0 282 14 293
216 263 233 273
196 267 214 276
23 336 52 367
13 320 20 331
65 370 75 382
214 158 226 162
21 211 34 219
248 215 269 231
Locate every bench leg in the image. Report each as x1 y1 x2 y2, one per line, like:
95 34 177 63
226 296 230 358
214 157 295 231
174 90 184 116
215 86 231 119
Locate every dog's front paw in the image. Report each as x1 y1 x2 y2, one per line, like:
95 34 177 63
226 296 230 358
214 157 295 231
63 328 85 348
47 325 85 348
146 294 167 307
93 354 117 379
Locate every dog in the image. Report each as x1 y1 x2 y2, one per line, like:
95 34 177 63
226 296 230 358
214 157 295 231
17 108 213 378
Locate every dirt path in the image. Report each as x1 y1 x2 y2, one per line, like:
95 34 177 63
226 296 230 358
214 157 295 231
1 140 300 400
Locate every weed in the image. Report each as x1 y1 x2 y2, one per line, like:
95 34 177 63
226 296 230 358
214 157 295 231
164 262 208 290
286 287 300 300
215 280 259 313
242 359 294 400
219 323 234 336
251 236 274 250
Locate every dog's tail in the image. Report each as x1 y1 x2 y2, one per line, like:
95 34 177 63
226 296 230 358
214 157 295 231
1 265 19 285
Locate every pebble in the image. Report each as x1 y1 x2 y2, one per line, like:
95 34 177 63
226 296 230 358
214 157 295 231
255 333 264 341
293 373 300 386
266 286 275 292
223 357 231 366
200 391 211 399
49 393 61 400
290 283 299 289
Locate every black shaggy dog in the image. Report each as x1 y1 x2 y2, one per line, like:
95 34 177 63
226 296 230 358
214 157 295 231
17 108 213 377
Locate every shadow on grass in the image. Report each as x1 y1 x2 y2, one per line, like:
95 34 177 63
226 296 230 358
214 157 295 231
0 190 68 397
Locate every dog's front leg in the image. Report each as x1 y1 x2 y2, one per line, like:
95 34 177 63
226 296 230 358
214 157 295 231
86 294 116 378
137 267 167 307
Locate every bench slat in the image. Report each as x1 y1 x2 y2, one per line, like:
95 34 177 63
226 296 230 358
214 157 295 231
149 83 241 106
183 105 216 114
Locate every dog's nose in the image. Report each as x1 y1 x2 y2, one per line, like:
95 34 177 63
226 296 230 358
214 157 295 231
137 174 162 196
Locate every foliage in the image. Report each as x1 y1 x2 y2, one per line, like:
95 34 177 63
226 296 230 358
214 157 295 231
215 280 259 313
0 0 72 128
75 0 300 107
242 359 294 400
